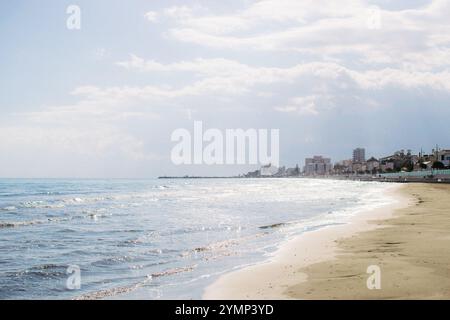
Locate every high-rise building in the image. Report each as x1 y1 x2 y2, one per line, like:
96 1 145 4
353 148 366 163
304 156 332 175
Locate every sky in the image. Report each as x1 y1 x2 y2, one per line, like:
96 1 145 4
0 0 450 178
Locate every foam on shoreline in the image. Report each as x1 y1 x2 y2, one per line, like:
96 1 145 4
203 184 411 299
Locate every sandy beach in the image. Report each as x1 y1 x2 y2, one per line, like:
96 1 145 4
203 183 450 300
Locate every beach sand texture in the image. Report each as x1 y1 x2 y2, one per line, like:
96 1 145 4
204 183 450 299
289 183 450 299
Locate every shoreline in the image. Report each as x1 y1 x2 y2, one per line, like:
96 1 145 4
203 183 413 299
159 173 450 184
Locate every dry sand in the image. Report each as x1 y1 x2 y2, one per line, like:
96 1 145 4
203 183 450 300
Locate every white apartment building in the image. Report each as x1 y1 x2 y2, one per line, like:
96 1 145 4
437 150 450 166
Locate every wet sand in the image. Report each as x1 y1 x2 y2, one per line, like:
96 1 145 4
204 183 450 299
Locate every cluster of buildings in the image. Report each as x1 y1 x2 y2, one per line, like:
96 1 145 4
308 147 450 176
241 146 450 178
243 163 300 178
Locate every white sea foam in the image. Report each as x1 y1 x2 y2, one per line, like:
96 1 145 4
1 206 17 211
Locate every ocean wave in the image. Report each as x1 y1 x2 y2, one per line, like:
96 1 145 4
150 265 196 278
74 275 153 300
181 233 267 261
0 213 99 229
13 264 67 279
193 239 240 253
63 197 84 204
81 209 112 220
91 255 137 267
15 196 114 210
0 191 62 197
0 220 45 228
109 228 146 234
118 238 144 246
18 200 65 209
259 222 288 229
1 206 17 211
160 224 233 237
141 248 168 256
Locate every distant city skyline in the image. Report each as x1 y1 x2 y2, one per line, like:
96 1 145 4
235 144 450 178
1 0 450 178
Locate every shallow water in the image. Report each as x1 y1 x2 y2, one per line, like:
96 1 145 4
0 178 395 299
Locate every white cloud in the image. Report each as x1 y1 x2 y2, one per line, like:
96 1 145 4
23 52 448 135
164 6 196 20
144 11 158 22
159 0 450 72
116 55 450 94
275 96 321 115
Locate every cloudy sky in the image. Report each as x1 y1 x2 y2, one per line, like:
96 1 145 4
1 0 450 178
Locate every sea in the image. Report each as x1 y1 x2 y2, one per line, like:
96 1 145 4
0 178 396 299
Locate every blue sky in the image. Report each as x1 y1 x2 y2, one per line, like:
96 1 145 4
1 0 449 178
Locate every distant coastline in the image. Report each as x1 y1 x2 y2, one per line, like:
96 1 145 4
158 176 237 179
161 146 450 184
159 174 450 184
